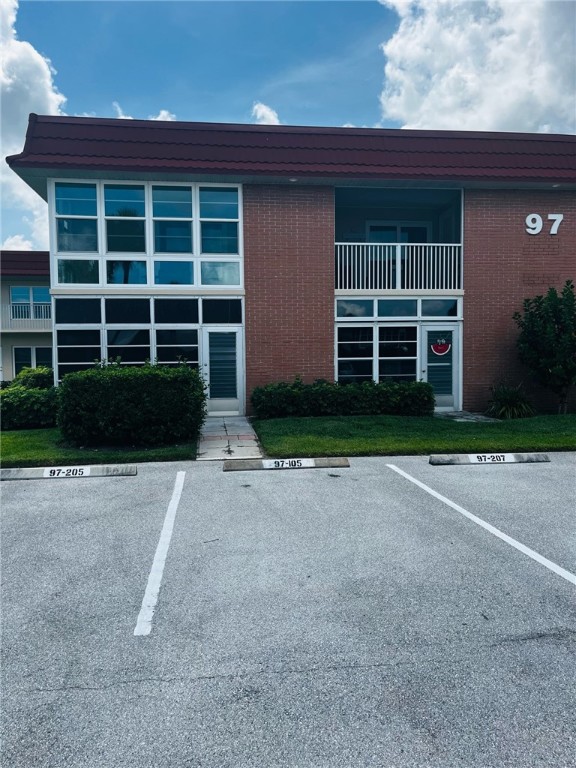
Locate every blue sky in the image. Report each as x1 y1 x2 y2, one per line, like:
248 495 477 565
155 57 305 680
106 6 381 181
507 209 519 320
2 0 575 250
16 0 393 128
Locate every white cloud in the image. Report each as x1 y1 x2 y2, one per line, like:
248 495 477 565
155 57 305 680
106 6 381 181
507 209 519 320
0 233 33 250
252 101 281 125
113 103 176 121
150 109 176 121
379 0 576 133
112 101 133 120
1 0 65 249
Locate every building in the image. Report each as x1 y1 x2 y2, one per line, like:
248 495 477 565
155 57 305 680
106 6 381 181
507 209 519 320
5 114 575 413
0 250 52 382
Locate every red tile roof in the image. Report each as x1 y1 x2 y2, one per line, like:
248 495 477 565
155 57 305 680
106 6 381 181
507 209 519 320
1 250 50 277
6 114 576 185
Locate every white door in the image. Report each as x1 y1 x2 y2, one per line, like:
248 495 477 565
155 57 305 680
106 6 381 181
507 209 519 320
201 327 243 415
421 325 461 411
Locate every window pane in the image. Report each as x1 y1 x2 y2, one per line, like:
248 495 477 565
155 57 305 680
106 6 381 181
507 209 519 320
58 364 94 378
379 327 417 342
368 225 396 243
59 347 100 364
338 342 373 358
377 299 418 317
32 287 50 304
107 329 150 345
154 221 192 253
106 260 147 285
202 299 242 324
55 183 97 216
422 299 458 317
379 342 417 358
156 330 198 345
35 348 53 368
336 300 373 318
106 347 150 363
105 299 150 324
156 347 199 363
337 327 373 343
200 261 240 285
58 330 101 346
201 221 238 254
14 347 32 374
337 360 373 381
154 261 194 285
379 360 417 380
200 188 238 219
104 185 145 217
152 186 193 218
155 299 199 324
10 287 29 303
55 299 101 324
57 219 98 252
57 260 99 284
106 220 146 253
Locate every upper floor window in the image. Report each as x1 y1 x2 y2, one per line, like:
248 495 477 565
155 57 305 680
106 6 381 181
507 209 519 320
51 181 241 288
55 183 98 252
105 185 146 253
10 286 51 319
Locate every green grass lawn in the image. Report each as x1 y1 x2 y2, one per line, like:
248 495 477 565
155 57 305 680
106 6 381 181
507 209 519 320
0 428 197 468
252 414 576 457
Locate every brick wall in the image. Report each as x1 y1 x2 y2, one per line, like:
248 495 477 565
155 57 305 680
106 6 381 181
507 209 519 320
243 185 335 411
463 189 575 412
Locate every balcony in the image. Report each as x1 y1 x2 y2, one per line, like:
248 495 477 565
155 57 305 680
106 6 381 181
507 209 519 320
1 303 52 332
335 243 462 291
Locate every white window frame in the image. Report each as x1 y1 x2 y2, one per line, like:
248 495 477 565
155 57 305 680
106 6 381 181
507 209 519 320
13 346 53 375
48 180 244 290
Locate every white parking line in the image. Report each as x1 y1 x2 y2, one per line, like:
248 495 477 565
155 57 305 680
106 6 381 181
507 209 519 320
386 464 576 588
133 471 186 636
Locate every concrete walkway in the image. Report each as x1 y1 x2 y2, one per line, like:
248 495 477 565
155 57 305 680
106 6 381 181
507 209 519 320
196 416 263 461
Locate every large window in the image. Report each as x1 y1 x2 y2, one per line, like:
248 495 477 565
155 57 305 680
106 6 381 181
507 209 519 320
336 325 418 385
55 183 98 252
51 182 242 288
13 347 53 376
10 286 51 319
53 297 241 380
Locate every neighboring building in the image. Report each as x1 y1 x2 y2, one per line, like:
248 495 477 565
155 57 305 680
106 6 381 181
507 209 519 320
0 250 52 382
5 114 576 413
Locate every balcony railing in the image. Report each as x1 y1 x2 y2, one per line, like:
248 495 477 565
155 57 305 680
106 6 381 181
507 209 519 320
1 303 52 331
335 243 462 291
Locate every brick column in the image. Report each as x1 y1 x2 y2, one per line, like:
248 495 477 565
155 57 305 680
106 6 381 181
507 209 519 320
243 185 335 411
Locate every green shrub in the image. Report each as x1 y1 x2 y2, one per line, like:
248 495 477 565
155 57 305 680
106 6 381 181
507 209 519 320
0 385 58 430
58 364 206 446
251 378 434 418
11 366 54 390
485 382 536 420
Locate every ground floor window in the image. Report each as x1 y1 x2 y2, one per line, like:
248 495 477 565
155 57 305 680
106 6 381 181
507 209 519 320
53 296 242 383
13 347 53 376
336 320 461 410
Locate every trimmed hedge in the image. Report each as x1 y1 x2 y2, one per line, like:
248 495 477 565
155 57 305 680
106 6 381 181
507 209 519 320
0 386 58 430
58 364 206 446
12 366 54 390
251 378 435 418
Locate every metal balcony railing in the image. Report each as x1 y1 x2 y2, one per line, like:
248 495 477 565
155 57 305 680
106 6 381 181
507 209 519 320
335 243 462 291
1 303 52 331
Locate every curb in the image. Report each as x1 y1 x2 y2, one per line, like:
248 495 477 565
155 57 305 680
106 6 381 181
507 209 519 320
429 453 550 466
223 457 350 472
1 465 138 481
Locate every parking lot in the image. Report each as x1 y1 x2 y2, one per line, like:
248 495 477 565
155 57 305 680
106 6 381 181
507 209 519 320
2 454 575 768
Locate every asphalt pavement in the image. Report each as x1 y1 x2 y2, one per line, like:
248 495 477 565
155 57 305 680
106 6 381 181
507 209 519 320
2 453 575 767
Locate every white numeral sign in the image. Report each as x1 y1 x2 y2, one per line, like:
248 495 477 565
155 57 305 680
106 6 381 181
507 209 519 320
525 213 564 235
